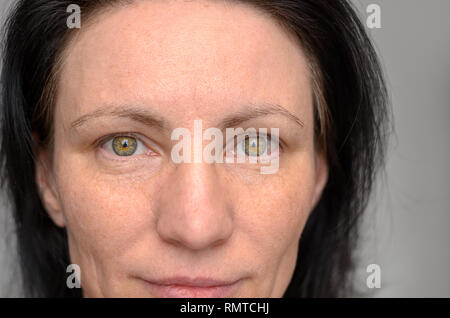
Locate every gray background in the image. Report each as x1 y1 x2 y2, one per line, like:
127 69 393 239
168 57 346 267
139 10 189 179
0 0 449 297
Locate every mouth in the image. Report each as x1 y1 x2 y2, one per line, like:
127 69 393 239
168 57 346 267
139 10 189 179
141 276 242 298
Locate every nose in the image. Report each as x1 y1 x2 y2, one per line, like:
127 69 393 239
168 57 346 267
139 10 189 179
155 163 234 251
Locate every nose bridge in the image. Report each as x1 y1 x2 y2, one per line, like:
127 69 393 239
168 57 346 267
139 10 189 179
155 162 234 251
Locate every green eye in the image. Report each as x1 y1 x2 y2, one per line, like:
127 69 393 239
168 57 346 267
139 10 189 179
112 136 138 156
244 136 267 157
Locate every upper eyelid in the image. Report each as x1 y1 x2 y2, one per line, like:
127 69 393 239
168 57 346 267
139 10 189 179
229 133 282 150
226 132 273 144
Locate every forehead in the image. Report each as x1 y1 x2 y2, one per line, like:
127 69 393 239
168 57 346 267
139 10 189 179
56 0 312 126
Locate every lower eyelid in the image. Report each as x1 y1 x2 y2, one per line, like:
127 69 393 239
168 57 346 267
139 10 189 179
98 147 155 163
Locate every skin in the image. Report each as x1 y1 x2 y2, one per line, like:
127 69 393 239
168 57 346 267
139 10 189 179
36 0 328 297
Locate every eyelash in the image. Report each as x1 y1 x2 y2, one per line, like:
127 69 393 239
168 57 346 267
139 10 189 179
94 132 284 159
230 133 283 149
95 132 135 148
95 132 154 159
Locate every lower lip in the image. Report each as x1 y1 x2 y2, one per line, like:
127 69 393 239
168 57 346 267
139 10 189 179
143 280 241 298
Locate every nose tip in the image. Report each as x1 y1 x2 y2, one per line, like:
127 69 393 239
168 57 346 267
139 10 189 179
155 163 234 251
159 213 233 250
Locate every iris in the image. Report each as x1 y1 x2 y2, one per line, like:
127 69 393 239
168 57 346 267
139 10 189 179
244 136 267 157
112 136 138 156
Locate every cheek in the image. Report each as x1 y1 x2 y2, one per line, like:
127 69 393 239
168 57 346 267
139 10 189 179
233 155 317 260
56 158 156 260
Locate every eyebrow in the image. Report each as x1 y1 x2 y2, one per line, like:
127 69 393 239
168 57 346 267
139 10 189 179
70 102 304 131
70 105 170 131
217 102 304 129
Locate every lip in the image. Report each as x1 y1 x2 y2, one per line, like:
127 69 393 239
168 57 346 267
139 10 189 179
141 276 242 298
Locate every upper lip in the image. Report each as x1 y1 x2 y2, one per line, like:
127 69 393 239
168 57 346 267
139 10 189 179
144 276 239 287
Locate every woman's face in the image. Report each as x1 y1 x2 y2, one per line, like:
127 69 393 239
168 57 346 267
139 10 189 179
36 0 328 297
